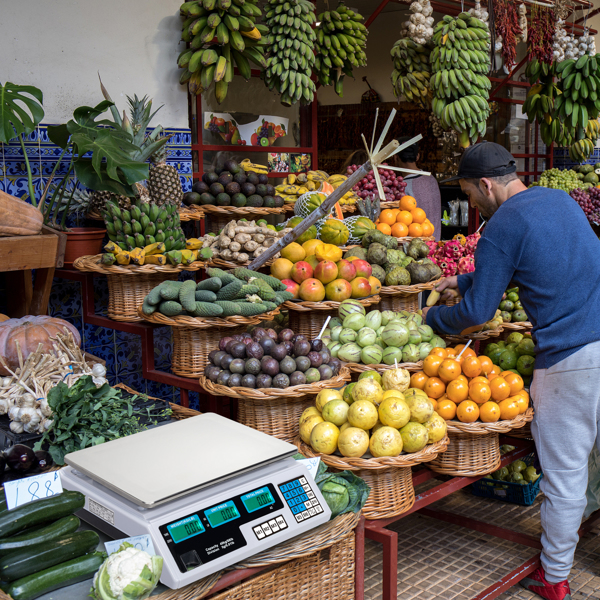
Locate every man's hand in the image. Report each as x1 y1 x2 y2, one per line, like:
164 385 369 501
434 276 459 302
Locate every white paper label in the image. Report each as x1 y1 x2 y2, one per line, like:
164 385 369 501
297 458 320 481
4 471 63 510
105 535 156 556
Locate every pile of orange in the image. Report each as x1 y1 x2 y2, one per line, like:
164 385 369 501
375 195 435 238
409 345 530 424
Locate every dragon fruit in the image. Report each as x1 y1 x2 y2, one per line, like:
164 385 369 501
438 258 458 277
465 232 480 255
458 256 475 274
453 233 467 246
443 239 464 260
426 240 438 256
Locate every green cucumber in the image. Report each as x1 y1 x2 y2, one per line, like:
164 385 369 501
0 530 99 581
5 551 106 600
0 515 80 554
0 491 84 539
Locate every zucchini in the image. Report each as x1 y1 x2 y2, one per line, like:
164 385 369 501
0 515 80 554
5 551 106 600
0 529 99 581
0 491 84 539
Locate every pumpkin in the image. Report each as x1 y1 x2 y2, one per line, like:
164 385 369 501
319 219 350 246
0 316 81 375
351 217 375 239
0 191 43 237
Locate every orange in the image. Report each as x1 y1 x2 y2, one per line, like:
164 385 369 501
379 209 396 226
446 349 457 358
513 394 529 414
399 195 417 211
454 345 476 358
421 220 434 237
397 210 413 226
469 376 490 388
423 354 443 377
487 365 501 380
436 399 457 420
516 389 530 403
429 347 447 359
377 223 392 235
391 222 409 237
438 359 461 383
446 379 469 403
429 397 438 411
502 372 524 395
461 356 482 378
478 356 494 376
498 397 520 420
411 207 427 224
410 371 429 390
479 401 501 423
469 380 492 404
408 223 423 237
424 377 446 399
489 377 511 402
391 208 401 218
456 400 480 423
455 374 469 385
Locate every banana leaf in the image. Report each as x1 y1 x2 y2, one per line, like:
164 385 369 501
0 82 44 143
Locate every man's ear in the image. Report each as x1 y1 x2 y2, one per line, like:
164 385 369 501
479 178 494 196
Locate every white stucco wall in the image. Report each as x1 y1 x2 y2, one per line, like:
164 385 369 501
0 0 190 128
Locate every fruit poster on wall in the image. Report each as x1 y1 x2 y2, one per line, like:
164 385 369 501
268 153 290 173
290 153 311 173
204 113 289 147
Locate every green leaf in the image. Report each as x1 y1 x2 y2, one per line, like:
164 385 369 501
47 124 71 149
0 82 44 143
73 160 138 196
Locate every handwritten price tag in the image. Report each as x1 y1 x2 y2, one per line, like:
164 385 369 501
105 535 156 556
4 471 63 511
297 458 320 481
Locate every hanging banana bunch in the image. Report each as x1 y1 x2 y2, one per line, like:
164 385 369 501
262 0 317 106
430 13 491 148
314 4 368 97
177 0 269 104
390 38 431 109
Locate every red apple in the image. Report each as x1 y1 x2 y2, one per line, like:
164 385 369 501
352 259 372 279
290 261 313 284
336 259 357 282
325 278 353 302
314 260 338 284
281 279 300 299
299 278 326 302
351 277 371 298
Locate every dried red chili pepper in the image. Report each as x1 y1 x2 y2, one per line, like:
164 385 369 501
493 0 521 71
529 4 555 64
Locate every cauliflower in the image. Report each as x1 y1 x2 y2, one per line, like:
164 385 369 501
92 543 163 600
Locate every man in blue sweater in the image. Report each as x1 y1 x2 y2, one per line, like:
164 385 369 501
423 142 600 600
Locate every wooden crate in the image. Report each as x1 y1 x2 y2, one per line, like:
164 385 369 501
0 228 59 271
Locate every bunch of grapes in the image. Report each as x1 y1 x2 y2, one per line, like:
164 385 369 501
257 124 270 145
530 168 582 194
208 121 220 134
571 187 600 224
346 163 407 201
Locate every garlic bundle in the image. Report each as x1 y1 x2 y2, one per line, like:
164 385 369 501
518 4 527 43
92 363 108 387
403 0 434 45
7 393 45 434
553 20 568 63
468 0 489 23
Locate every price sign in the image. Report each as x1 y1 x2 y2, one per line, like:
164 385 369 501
105 534 156 556
4 471 63 511
297 458 320 481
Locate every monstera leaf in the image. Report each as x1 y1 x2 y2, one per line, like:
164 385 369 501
0 82 44 143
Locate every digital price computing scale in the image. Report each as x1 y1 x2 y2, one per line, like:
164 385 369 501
60 414 331 589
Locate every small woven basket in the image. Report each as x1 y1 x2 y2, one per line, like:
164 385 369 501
443 325 505 344
179 206 205 222
295 436 449 520
428 408 534 477
201 204 287 217
345 361 423 381
378 294 420 313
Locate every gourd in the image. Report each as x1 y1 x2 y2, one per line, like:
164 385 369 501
0 316 81 376
0 191 43 237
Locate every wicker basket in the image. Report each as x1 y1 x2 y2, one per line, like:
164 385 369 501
285 295 381 339
378 294 421 313
296 436 449 520
113 383 200 420
428 408 534 477
345 361 423 380
201 204 287 217
179 206 205 222
443 325 505 344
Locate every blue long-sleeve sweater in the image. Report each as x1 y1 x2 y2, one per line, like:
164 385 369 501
426 186 600 369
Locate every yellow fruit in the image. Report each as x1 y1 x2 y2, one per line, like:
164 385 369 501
351 378 383 406
302 239 325 256
310 421 340 454
399 422 429 453
340 421 353 433
378 397 411 429
321 399 349 427
299 406 321 426
382 368 411 393
270 258 294 280
300 414 324 444
424 413 447 444
408 396 434 424
337 427 370 457
368 276 382 295
315 243 343 263
382 389 405 401
281 242 306 263
315 389 343 412
348 400 379 430
370 426 404 457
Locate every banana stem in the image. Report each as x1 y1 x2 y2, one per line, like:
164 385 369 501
60 182 77 230
18 135 36 208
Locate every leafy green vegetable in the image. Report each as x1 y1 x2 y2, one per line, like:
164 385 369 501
34 376 171 465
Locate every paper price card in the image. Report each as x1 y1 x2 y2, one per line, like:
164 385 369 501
105 535 156 556
4 471 63 510
297 458 320 481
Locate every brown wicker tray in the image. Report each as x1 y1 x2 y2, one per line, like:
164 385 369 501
207 255 276 269
283 295 381 312
443 325 505 343
199 204 287 216
501 321 533 331
137 306 281 329
198 366 351 400
344 360 423 374
179 205 205 221
295 435 449 471
444 407 534 435
74 254 206 275
379 281 438 296
395 236 435 243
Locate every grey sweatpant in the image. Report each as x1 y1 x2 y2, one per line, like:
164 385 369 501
530 340 600 582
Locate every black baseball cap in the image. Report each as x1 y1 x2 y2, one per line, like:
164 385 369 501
441 142 517 183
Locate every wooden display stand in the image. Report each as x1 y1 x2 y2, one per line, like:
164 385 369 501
1 225 65 317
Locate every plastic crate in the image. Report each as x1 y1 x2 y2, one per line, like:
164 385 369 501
471 453 543 506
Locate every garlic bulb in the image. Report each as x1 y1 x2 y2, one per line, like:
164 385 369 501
8 406 20 421
518 4 527 42
405 0 434 44
18 407 41 426
0 399 10 416
410 1 423 13
1 377 11 388
39 399 52 418
9 421 24 434
40 418 53 432
16 393 36 408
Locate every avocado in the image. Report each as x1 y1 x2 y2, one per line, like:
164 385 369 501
241 182 256 196
233 172 247 185
265 184 275 196
256 183 268 197
199 193 215 205
579 164 594 175
225 182 241 195
183 191 201 206
583 172 599 184
231 193 247 207
224 159 241 175
246 194 264 207
273 195 284 208
209 182 224 196
203 171 219 185
247 172 259 186
257 173 269 185
218 172 233 186
263 195 275 208
216 193 231 206
192 181 209 195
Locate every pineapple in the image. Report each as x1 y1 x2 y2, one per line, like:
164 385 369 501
88 191 131 214
147 145 183 207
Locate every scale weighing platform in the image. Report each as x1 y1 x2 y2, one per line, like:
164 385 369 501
60 413 331 589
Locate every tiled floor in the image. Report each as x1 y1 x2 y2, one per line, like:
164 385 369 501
363 486 600 600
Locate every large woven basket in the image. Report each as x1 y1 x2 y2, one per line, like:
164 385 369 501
285 295 381 339
345 361 423 381
296 436 449 520
428 408 534 477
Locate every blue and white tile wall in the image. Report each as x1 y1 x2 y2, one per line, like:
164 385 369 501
554 146 600 170
0 125 199 410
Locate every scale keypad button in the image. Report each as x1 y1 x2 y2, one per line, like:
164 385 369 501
262 523 272 536
309 507 316 516
276 516 287 529
307 491 315 499
296 513 304 522
302 510 310 519
304 501 312 510
254 526 266 539
315 504 323 513
302 484 310 491
268 519 279 532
